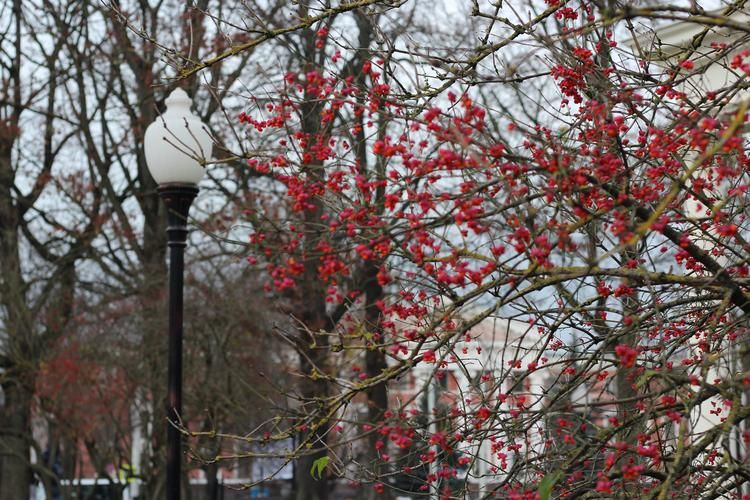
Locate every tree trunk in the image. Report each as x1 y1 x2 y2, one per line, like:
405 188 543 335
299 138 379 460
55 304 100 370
293 19 331 496
362 261 390 500
204 456 219 499
0 381 32 500
616 247 642 449
294 322 330 500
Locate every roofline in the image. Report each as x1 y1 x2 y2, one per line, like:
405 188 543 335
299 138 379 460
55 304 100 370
627 9 750 58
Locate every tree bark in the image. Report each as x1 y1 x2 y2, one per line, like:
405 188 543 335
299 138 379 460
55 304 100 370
295 351 331 500
615 244 643 451
362 260 390 500
0 381 33 500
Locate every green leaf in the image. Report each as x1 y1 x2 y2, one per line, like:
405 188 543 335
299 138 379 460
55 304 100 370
538 470 562 500
310 456 330 480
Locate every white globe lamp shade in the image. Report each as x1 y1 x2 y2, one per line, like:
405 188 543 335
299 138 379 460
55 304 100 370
144 88 212 185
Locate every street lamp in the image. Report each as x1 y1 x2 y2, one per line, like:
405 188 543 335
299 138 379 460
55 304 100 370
144 88 212 500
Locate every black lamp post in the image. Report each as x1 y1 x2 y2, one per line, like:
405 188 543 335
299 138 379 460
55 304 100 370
144 88 212 500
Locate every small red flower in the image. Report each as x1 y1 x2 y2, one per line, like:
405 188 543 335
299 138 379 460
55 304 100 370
614 344 638 368
476 406 492 421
